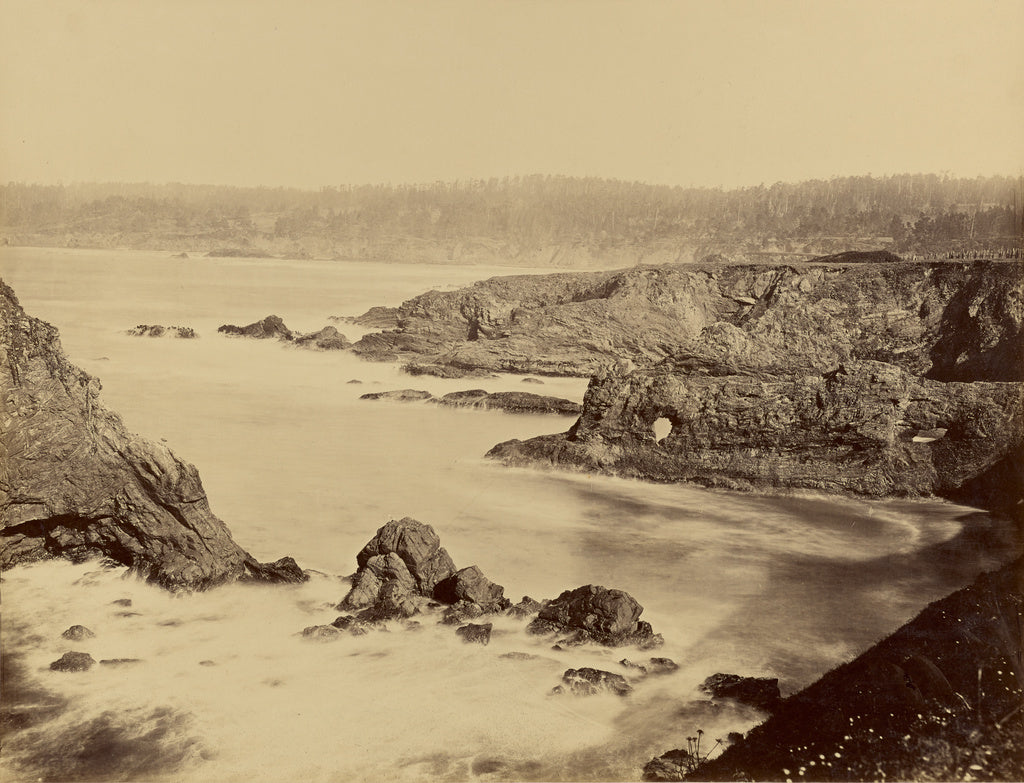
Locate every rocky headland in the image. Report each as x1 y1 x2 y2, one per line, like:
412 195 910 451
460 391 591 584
0 280 305 589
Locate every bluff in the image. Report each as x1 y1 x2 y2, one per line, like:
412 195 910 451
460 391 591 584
0 280 305 589
350 260 1024 380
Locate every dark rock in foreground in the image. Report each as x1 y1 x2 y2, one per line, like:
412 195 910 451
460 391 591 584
293 325 351 350
700 673 781 712
217 315 294 340
359 389 433 402
126 325 197 338
49 652 95 672
61 625 95 641
0 279 306 590
456 622 492 645
434 390 581 415
672 557 1023 782
527 585 663 648
554 667 633 697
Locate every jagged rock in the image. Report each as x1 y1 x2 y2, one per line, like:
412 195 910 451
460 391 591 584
700 673 781 712
489 359 1024 508
241 556 307 584
294 326 351 351
433 390 581 415
526 585 662 648
49 652 95 672
217 315 294 340
61 625 95 641
455 622 492 645
331 615 372 636
338 518 456 619
0 280 305 590
440 600 486 625
359 389 434 402
332 306 400 329
555 667 633 697
433 565 509 609
126 325 197 338
508 596 543 618
349 261 1024 380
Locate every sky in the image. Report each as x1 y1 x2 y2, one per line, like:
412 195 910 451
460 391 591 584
1 0 1022 190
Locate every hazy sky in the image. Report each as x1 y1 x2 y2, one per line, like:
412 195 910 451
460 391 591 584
1 0 1021 189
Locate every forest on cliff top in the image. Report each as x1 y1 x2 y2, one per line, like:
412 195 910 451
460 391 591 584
2 173 1020 260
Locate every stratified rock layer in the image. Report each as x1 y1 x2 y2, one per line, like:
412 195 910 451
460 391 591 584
0 280 305 589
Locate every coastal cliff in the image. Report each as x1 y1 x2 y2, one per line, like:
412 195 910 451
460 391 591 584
0 280 304 589
351 260 1024 380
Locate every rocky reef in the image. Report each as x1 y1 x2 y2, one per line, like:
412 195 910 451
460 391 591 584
359 387 582 414
0 280 305 589
126 325 197 339
217 314 295 340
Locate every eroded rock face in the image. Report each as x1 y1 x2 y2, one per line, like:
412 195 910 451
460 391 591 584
349 260 1024 380
0 280 306 590
490 360 1024 508
526 585 663 648
217 315 294 340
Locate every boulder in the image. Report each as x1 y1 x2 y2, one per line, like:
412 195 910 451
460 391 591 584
49 652 95 672
61 625 95 641
700 673 781 712
0 280 305 590
217 315 294 340
455 622 492 645
294 326 351 351
527 585 662 647
433 565 509 610
359 389 434 402
440 600 486 626
555 667 632 697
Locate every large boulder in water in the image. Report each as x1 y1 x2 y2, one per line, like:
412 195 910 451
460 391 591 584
0 280 306 590
217 315 294 340
356 518 456 595
527 585 663 648
554 667 633 697
700 673 782 712
433 565 509 610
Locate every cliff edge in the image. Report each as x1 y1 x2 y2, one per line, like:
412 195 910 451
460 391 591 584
0 280 305 589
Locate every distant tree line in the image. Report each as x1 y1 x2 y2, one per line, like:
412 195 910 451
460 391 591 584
1 174 1020 253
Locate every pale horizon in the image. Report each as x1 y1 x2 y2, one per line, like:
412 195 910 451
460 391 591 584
2 0 1022 192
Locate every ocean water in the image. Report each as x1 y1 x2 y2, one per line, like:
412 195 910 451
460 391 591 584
0 247 1007 782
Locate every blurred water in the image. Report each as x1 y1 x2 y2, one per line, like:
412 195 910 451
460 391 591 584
0 247 1000 782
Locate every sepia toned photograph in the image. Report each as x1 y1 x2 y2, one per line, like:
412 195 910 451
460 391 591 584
1 2 1021 781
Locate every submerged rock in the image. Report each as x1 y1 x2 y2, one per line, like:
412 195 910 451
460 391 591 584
217 315 294 340
49 652 96 672
359 389 434 402
433 390 581 415
61 625 96 641
126 325 197 338
700 673 781 712
554 667 633 697
455 622 492 645
527 585 663 648
0 280 306 590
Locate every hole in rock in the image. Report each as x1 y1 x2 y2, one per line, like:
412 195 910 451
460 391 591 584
653 417 673 442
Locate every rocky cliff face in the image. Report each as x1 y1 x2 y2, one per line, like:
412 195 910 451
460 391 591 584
351 260 1024 380
0 280 305 589
488 360 1023 507
481 260 1023 508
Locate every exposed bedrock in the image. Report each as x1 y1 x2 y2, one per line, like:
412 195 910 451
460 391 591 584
350 260 1024 380
0 280 306 589
489 359 1024 507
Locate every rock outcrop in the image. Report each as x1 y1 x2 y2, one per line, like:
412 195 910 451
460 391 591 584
553 667 633 697
332 306 400 329
489 359 1024 506
700 673 782 712
217 315 294 340
49 652 96 672
432 390 582 415
126 325 197 338
0 280 306 589
349 260 1024 380
526 585 663 648
293 325 351 350
359 389 433 402
670 557 1023 782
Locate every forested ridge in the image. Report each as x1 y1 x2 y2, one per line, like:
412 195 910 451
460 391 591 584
2 174 1020 264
